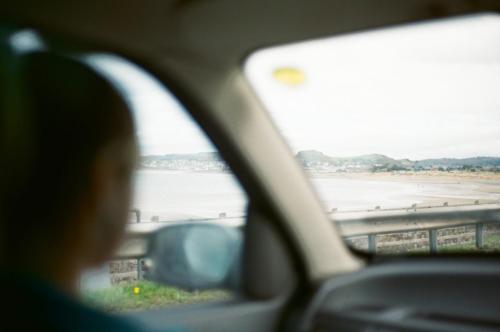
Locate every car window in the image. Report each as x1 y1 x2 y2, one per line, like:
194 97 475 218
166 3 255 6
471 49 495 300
79 54 246 312
245 14 500 255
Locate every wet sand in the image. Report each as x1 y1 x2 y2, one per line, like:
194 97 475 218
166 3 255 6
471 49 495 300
310 171 500 208
309 171 500 183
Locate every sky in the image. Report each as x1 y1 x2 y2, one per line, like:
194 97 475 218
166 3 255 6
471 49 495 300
245 14 500 160
87 14 500 160
85 54 214 156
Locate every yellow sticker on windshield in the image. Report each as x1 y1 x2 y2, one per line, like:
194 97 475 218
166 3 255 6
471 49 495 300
273 67 306 86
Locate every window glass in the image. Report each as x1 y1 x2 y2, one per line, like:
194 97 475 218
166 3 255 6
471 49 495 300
245 14 500 254
79 54 246 312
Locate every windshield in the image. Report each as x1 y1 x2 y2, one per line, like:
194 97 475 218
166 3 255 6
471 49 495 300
245 14 500 254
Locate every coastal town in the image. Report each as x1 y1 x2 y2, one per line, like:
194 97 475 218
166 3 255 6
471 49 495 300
140 150 500 173
140 152 228 172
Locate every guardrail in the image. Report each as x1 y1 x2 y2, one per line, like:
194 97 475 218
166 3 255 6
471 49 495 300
114 204 500 282
334 203 500 253
343 222 489 253
125 203 500 254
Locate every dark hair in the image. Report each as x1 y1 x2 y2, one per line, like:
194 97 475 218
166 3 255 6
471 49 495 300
1 52 133 254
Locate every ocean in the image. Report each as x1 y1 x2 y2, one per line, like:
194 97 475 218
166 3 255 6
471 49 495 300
132 170 500 222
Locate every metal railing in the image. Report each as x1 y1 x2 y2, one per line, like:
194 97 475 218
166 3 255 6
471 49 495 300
98 203 500 286
78 203 500 291
335 203 500 253
344 222 489 253
126 203 500 255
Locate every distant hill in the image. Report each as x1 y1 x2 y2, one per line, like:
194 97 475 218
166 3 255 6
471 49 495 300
414 157 500 168
296 150 403 169
140 152 226 171
141 152 221 162
296 150 396 165
295 150 500 172
139 150 500 172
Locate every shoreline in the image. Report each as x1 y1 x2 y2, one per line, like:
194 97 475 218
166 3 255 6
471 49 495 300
310 171 500 209
137 168 231 175
138 168 500 182
307 171 500 184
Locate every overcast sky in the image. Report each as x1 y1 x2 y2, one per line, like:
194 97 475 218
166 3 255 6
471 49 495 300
89 14 500 160
86 54 214 156
245 14 500 160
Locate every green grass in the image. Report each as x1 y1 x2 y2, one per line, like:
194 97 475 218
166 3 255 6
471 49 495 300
379 247 430 255
438 242 477 253
484 234 500 250
82 281 232 312
373 233 500 254
438 234 500 253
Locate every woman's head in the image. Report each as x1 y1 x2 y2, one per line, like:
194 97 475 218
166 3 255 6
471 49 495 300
2 51 138 286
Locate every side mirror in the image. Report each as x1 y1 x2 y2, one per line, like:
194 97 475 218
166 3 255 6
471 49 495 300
143 223 242 291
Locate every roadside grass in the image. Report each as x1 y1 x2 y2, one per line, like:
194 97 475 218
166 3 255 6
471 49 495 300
374 233 500 254
86 234 500 312
438 234 500 253
83 280 232 312
438 242 477 253
377 246 430 255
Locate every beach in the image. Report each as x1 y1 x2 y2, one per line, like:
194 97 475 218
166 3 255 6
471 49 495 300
130 170 500 222
309 171 500 210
